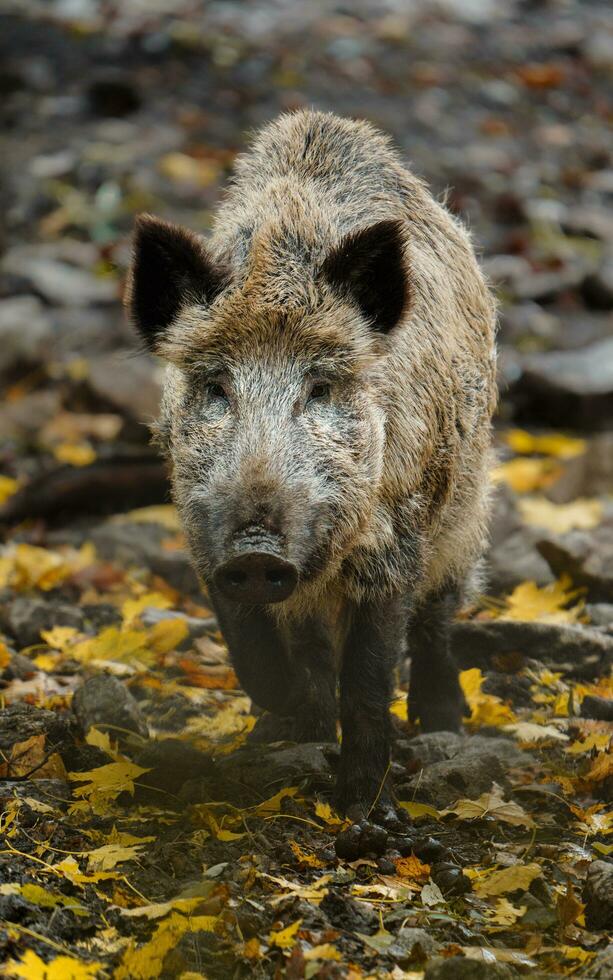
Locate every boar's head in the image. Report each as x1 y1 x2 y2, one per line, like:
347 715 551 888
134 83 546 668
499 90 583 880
126 214 408 606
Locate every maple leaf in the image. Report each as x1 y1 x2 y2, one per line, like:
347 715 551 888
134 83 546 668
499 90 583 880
68 760 150 815
503 429 586 459
115 910 218 979
5 949 103 979
570 803 613 836
289 840 325 868
268 918 302 949
491 457 562 493
484 897 527 926
496 577 585 624
518 496 603 534
460 668 517 728
394 854 431 881
468 863 542 897
443 785 535 828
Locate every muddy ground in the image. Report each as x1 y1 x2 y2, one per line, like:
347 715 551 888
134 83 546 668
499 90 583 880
0 1 612 978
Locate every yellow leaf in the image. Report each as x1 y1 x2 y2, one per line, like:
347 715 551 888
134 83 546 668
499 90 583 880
442 786 535 828
115 910 217 979
0 883 84 915
585 751 613 784
259 871 331 905
158 152 221 188
85 727 120 759
121 592 173 624
566 733 612 755
86 842 147 871
268 918 302 949
289 840 325 868
68 760 150 815
71 627 150 666
0 542 95 591
253 786 299 817
303 943 342 961
504 429 586 459
53 855 119 886
472 863 542 897
484 897 527 926
390 694 408 721
496 577 585 624
398 801 440 821
0 474 19 504
492 457 562 493
460 668 517 728
121 897 212 920
146 617 189 654
53 441 96 467
0 641 10 669
40 626 79 651
5 950 103 979
518 496 603 534
314 799 349 828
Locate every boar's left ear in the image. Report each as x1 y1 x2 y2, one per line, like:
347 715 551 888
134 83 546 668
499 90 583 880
320 219 409 333
126 214 228 351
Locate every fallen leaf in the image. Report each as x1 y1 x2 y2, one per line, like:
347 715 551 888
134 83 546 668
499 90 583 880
442 786 535 828
496 577 585 624
484 897 527 926
0 474 19 504
69 760 150 815
53 440 96 467
503 429 586 459
421 881 446 906
289 840 325 868
491 457 562 493
119 505 181 531
471 863 542 897
460 668 517 727
398 801 440 821
268 918 302 949
518 496 603 534
303 943 342 961
394 854 431 881
115 910 218 979
503 721 569 744
5 950 103 980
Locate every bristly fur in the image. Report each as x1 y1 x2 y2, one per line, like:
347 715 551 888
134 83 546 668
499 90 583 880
128 109 497 619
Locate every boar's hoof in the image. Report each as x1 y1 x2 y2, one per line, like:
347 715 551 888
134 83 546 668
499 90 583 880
213 551 298 604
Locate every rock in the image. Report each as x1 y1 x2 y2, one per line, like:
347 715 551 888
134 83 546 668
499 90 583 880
320 890 378 934
587 604 613 628
91 520 199 594
537 528 613 602
399 732 531 809
0 778 71 810
134 738 214 797
487 528 554 594
511 337 613 430
513 264 586 303
0 295 52 373
2 651 36 681
451 619 613 671
0 703 72 755
431 862 471 896
221 743 332 793
424 958 513 980
0 389 61 442
389 927 441 963
583 860 613 930
1 250 117 306
84 352 162 423
72 674 149 741
0 596 85 649
581 695 613 722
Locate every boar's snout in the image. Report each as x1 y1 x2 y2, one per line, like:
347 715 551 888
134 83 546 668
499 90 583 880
213 551 298 604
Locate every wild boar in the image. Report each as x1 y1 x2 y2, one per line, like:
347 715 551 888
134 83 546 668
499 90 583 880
126 110 497 819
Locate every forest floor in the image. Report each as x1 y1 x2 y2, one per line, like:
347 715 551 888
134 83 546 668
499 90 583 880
0 1 612 978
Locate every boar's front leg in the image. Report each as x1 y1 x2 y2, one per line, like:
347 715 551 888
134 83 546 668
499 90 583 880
407 586 466 732
336 596 405 820
210 588 336 742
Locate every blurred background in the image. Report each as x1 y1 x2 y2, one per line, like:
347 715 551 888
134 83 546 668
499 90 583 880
0 0 612 561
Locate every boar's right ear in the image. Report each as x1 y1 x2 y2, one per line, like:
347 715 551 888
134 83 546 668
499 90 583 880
126 214 228 351
321 219 409 333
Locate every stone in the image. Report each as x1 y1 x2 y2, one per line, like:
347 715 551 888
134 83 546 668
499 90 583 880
582 254 613 310
84 352 162 422
587 604 613 628
0 295 52 373
389 927 441 962
0 596 85 649
512 337 613 430
451 619 613 671
538 528 613 603
583 860 613 930
424 959 513 980
72 674 149 741
399 732 532 809
591 945 613 979
91 520 199 594
487 527 554 595
1 250 117 306
581 695 613 722
0 703 72 755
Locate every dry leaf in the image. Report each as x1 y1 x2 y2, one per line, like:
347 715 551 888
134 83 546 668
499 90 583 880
0 474 19 504
460 668 517 728
5 950 103 980
115 910 218 979
289 840 325 868
518 496 603 534
503 721 569 743
503 429 586 459
491 457 562 493
496 577 584 624
471 863 542 897
69 760 150 815
53 440 97 467
394 854 431 881
443 786 535 828
268 918 302 949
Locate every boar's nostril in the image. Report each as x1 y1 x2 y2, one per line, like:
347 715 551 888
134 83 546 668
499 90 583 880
214 551 298 604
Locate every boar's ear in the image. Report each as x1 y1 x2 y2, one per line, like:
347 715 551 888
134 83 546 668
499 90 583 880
321 219 408 333
126 214 228 351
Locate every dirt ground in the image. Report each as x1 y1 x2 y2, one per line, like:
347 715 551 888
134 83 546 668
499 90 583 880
0 1 612 978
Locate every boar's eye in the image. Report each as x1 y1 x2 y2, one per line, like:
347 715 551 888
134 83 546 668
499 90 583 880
307 381 331 405
205 381 229 407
